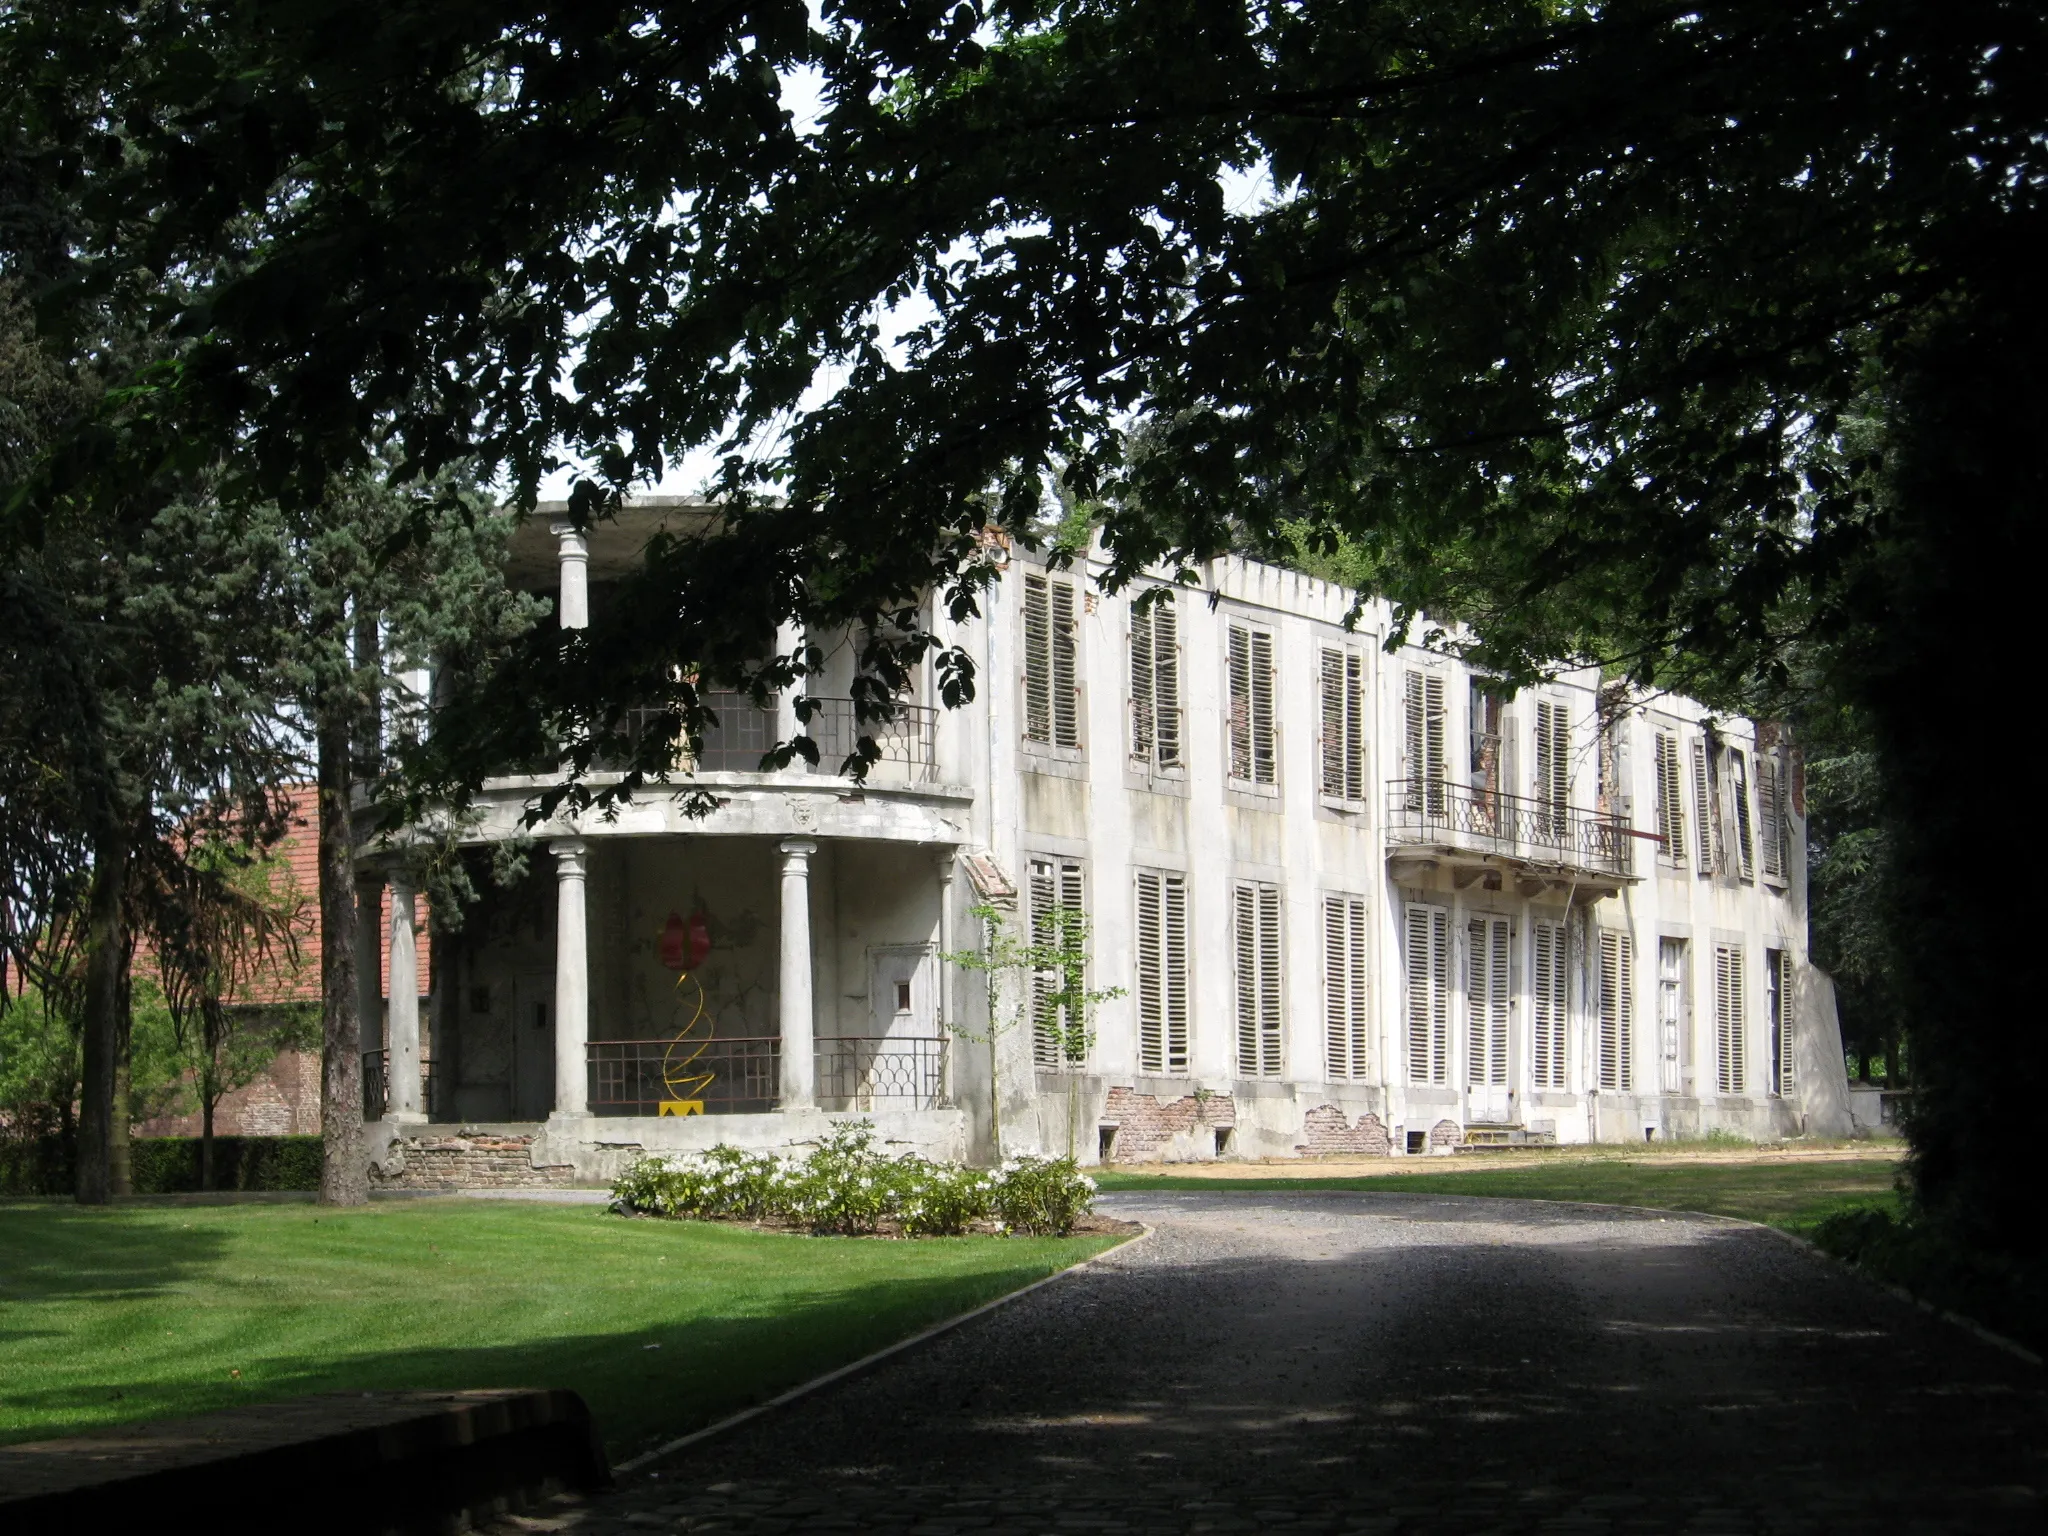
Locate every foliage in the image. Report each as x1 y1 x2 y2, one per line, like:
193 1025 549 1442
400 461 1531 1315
610 1122 1096 1237
0 1134 323 1196
1810 1207 2047 1358
0 1201 1114 1455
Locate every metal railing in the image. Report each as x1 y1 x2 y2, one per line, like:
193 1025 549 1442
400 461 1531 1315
800 698 937 782
1384 777 1635 877
587 1036 781 1116
361 1050 437 1119
815 1036 947 1111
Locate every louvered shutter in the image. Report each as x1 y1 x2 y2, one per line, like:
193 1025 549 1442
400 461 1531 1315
1163 875 1189 1071
1136 872 1164 1072
1343 655 1365 800
1714 944 1747 1094
1023 576 1052 744
1467 915 1510 1088
1320 649 1345 798
1730 750 1755 881
1130 609 1155 761
1050 580 1079 749
1758 755 1785 880
1690 738 1716 874
1772 949 1793 1094
1324 894 1369 1079
1228 626 1252 781
1154 602 1181 767
1029 858 1059 1065
1535 701 1571 837
1405 671 1447 812
1655 732 1686 867
1405 901 1449 1085
1598 931 1634 1092
1258 885 1283 1073
1234 883 1258 1073
1252 631 1276 785
1234 882 1283 1076
1531 919 1567 1089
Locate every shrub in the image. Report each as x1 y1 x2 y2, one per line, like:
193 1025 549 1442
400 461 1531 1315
991 1155 1096 1236
609 1122 1095 1237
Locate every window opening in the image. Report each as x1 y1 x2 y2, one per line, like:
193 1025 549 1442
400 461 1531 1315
1029 855 1088 1068
1324 894 1371 1079
1023 573 1080 749
1135 870 1190 1074
1598 931 1634 1092
1467 914 1511 1091
1530 919 1568 1090
1404 901 1450 1085
1227 623 1278 786
1320 649 1367 801
1234 881 1284 1076
1714 943 1748 1094
1129 598 1182 770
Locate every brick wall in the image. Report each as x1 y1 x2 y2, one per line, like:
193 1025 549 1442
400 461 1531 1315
134 1049 323 1138
1101 1086 1237 1162
1294 1105 1392 1157
369 1132 580 1190
1429 1117 1461 1149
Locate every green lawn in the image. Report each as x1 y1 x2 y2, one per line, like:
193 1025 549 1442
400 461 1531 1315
1096 1155 1902 1234
0 1199 1116 1458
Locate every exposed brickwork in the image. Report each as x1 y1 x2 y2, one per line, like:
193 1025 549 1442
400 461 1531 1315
134 1049 323 1138
1294 1104 1392 1157
1102 1086 1237 1162
1429 1117 1461 1149
370 1133 579 1190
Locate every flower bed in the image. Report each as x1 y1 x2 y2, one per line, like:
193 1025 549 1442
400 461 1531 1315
609 1122 1098 1237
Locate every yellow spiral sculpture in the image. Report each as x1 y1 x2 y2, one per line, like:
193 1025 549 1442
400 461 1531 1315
657 968 715 1116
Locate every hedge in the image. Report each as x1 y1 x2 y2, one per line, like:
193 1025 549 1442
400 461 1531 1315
0 1134 323 1195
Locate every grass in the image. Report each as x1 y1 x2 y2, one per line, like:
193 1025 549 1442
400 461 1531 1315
0 1199 1117 1458
1097 1149 1904 1235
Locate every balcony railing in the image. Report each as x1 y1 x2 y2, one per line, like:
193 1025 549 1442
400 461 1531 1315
362 1050 437 1119
588 1036 781 1116
815 1036 948 1111
603 692 937 780
1384 778 1635 878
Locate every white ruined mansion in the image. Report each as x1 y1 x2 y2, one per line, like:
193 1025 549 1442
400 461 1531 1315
354 499 1851 1185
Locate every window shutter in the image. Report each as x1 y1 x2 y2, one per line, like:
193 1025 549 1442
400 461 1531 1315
1228 626 1252 781
1250 630 1276 785
1658 938 1686 1094
1023 576 1051 744
1136 872 1163 1073
1029 858 1059 1065
1531 919 1567 1089
1730 751 1755 881
1467 914 1510 1089
1259 885 1283 1073
1655 732 1686 867
1050 579 1079 749
1405 671 1446 812
1535 701 1570 836
1344 654 1365 800
1130 609 1155 762
1772 949 1793 1095
1324 894 1369 1079
1154 602 1181 767
1320 649 1345 798
1758 755 1785 880
1598 931 1633 1092
1234 883 1258 1075
1715 944 1747 1094
1234 881 1283 1076
1405 901 1449 1085
1690 738 1716 874
1163 874 1188 1072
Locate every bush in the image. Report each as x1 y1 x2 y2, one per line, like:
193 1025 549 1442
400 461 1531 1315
1812 1206 2048 1357
0 1134 322 1195
609 1123 1095 1237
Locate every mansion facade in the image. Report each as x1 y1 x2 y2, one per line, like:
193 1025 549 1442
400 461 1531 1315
356 499 1851 1184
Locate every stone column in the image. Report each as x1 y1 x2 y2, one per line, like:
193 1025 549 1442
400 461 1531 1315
775 620 806 773
779 838 818 1108
550 521 590 630
354 873 385 1060
935 848 957 1106
552 839 590 1117
386 868 424 1120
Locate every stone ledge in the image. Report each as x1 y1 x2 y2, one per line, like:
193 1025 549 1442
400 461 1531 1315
0 1388 609 1533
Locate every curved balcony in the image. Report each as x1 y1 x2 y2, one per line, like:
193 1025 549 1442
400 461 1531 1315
1385 777 1640 894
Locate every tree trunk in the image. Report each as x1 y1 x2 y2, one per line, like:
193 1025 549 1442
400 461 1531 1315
317 708 367 1206
110 962 132 1196
74 824 129 1205
201 1092 216 1191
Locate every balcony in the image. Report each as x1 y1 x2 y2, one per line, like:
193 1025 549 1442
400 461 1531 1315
616 692 937 783
585 1035 947 1116
1384 777 1638 892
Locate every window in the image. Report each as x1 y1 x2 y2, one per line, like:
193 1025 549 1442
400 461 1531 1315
1530 919 1568 1090
1324 894 1370 1079
1714 943 1747 1094
1596 699 1630 818
1467 914 1511 1092
1023 573 1079 749
1404 901 1450 1085
1227 623 1277 786
1768 947 1792 1095
1319 649 1367 802
1135 870 1190 1074
1757 752 1787 882
1534 700 1571 838
1403 670 1447 812
1653 732 1687 868
1657 938 1687 1094
1129 598 1181 771
1728 749 1755 882
1234 882 1284 1076
1028 856 1087 1068
1597 930 1634 1092
1470 684 1509 810
1690 737 1718 875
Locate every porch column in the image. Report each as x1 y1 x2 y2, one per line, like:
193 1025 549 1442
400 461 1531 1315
550 521 589 630
386 868 424 1120
775 619 805 773
779 838 818 1108
552 838 590 1117
354 873 384 1059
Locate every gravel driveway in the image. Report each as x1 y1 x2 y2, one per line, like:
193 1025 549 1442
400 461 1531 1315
492 1191 2045 1534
